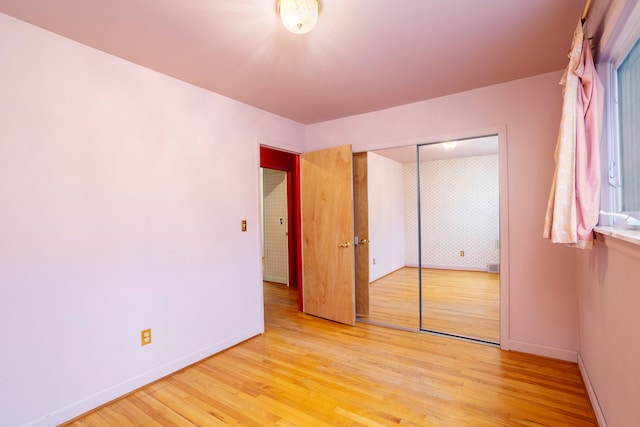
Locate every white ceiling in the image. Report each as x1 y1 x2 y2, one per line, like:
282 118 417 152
0 0 590 124
374 135 499 163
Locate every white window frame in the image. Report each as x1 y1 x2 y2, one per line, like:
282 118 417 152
598 0 640 226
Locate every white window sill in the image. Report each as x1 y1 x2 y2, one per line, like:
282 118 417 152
594 226 640 253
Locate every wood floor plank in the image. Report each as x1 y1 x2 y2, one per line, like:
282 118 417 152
64 281 595 426
360 267 500 342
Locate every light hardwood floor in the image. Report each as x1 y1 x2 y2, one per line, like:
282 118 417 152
65 281 595 426
359 267 500 343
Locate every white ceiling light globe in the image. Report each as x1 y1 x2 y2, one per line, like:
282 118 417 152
278 0 320 34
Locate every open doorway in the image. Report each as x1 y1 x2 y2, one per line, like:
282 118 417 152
259 146 302 311
261 168 289 285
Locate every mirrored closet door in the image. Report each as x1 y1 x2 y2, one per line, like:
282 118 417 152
356 136 500 344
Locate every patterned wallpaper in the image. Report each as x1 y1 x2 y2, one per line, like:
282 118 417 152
404 154 499 270
262 169 288 283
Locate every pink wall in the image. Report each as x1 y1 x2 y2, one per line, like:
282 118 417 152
367 152 405 281
307 71 580 360
576 237 640 426
578 0 640 424
0 13 304 427
5 6 625 426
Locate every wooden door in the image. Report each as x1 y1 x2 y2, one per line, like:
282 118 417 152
301 145 355 325
353 152 370 316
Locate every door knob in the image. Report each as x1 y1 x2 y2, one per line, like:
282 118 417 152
337 242 351 248
358 238 368 245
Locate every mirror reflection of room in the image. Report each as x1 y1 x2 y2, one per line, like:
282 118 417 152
356 135 500 344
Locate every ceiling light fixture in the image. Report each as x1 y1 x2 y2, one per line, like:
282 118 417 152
277 0 320 34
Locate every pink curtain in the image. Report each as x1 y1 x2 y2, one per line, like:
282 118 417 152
543 21 604 249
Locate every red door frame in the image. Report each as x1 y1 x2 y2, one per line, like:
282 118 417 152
259 146 303 311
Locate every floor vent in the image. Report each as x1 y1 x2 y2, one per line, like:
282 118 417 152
487 263 500 273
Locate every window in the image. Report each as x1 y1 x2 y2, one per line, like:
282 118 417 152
599 0 640 227
618 37 640 212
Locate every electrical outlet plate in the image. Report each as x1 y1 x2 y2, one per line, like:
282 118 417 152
141 328 151 346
